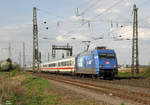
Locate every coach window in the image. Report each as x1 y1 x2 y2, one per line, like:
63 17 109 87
58 62 60 66
70 60 72 66
69 61 71 66
61 62 63 66
67 61 69 66
72 61 74 65
64 62 66 66
69 60 72 66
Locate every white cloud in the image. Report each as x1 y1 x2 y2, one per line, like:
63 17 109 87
124 2 132 7
139 28 150 39
70 34 88 41
69 16 82 21
56 35 65 42
148 18 150 24
114 25 150 40
95 8 120 15
69 15 92 22
95 8 106 14
56 33 89 42
110 9 120 13
0 22 32 41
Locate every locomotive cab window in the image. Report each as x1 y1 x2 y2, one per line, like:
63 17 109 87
99 53 107 58
107 53 115 58
99 53 115 59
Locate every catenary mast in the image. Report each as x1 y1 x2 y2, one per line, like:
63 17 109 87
33 7 40 72
131 4 139 76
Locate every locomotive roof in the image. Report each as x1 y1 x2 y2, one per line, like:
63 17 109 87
77 49 114 56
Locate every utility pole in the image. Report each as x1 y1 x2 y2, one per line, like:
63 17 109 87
8 42 11 59
48 53 50 61
19 52 21 67
33 7 40 72
23 42 26 68
131 4 139 76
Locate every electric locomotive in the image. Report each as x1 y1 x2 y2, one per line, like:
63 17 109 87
75 47 118 79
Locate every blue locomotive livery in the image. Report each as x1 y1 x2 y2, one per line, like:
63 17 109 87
76 47 118 79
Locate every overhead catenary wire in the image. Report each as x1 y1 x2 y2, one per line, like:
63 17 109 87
60 0 130 38
35 1 138 47
36 2 126 39
77 0 103 16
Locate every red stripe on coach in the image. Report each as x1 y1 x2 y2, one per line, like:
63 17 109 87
40 67 75 70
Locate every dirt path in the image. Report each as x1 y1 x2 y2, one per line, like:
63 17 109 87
48 79 137 105
32 73 150 105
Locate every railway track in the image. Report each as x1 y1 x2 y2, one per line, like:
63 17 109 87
32 73 150 105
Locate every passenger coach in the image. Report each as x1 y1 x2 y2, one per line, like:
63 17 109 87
40 57 75 74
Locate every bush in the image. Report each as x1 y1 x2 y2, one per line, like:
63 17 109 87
142 65 150 77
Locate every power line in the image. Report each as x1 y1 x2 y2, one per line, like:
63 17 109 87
94 0 123 18
78 0 103 16
75 0 125 29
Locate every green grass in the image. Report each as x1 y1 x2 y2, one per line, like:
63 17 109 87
0 71 61 105
22 74 61 105
0 71 105 105
118 66 150 77
118 72 132 77
140 66 150 77
0 71 8 75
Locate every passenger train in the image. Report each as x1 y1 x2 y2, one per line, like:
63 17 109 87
27 47 118 79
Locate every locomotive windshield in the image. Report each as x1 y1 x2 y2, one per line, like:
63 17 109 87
99 53 115 59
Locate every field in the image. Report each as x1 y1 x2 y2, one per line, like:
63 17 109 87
118 66 150 77
0 70 102 105
0 66 150 105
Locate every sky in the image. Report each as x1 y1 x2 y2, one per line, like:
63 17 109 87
0 0 150 66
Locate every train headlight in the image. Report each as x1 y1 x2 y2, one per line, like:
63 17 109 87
113 65 117 68
99 65 103 68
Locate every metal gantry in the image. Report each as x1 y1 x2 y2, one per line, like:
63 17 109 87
131 4 139 76
52 43 73 58
33 7 40 72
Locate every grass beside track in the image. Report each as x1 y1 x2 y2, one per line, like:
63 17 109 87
118 66 150 77
0 70 103 105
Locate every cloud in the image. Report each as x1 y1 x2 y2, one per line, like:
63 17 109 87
124 2 132 7
56 35 65 42
114 25 150 40
0 22 32 41
69 16 82 21
69 15 92 23
70 34 89 41
110 9 120 13
95 8 106 14
148 18 150 24
56 33 89 43
95 8 120 15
